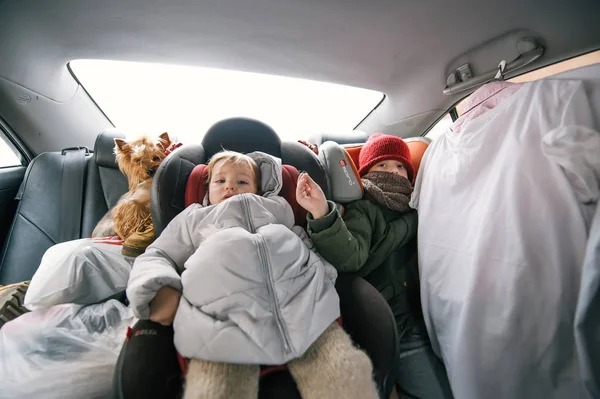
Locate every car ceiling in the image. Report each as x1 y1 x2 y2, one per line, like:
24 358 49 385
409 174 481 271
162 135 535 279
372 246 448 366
1 0 600 146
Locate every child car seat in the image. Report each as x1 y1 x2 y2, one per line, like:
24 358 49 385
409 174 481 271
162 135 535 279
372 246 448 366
114 118 401 399
317 135 432 397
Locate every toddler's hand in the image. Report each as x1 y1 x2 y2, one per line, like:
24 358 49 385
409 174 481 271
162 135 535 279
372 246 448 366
296 173 329 219
149 286 181 326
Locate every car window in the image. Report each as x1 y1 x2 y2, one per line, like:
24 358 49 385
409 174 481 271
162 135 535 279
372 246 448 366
0 136 22 168
425 113 452 141
70 60 384 143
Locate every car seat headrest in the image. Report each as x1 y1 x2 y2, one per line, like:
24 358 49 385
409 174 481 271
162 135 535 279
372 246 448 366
202 117 282 158
404 137 431 176
319 141 364 204
319 137 432 204
94 129 127 168
184 164 307 227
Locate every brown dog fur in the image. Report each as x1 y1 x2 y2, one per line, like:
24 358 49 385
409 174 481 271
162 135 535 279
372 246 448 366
91 132 172 239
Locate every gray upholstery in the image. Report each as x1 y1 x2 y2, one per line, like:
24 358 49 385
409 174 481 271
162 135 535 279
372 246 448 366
81 131 129 237
318 141 363 204
0 129 128 284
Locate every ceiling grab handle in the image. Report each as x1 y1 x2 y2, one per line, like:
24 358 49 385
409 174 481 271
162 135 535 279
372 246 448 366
443 38 544 95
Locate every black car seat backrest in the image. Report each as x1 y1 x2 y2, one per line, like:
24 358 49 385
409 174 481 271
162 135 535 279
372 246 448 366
151 117 327 234
281 140 329 197
201 117 282 158
0 129 130 284
0 147 91 284
150 143 206 236
81 130 129 237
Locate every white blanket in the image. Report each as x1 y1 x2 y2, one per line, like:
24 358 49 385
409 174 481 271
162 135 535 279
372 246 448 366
412 71 600 399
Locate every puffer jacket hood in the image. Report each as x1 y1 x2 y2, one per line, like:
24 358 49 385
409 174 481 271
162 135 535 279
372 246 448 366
127 152 340 365
201 151 285 206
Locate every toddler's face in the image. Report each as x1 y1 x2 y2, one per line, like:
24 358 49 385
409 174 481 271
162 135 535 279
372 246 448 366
367 159 408 179
208 161 258 205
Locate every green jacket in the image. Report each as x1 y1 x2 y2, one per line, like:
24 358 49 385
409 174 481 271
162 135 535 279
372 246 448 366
307 199 423 335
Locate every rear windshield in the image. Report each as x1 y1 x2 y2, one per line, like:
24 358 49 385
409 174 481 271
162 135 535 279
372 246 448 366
70 60 384 142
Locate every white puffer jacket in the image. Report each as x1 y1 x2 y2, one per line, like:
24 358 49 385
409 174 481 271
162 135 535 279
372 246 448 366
127 152 340 364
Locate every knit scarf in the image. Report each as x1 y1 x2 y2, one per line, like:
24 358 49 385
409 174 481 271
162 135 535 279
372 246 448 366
361 171 413 213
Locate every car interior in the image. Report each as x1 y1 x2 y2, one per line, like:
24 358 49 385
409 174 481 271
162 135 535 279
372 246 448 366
0 0 599 398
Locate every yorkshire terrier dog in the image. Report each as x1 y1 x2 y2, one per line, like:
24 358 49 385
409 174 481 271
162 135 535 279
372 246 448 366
92 132 174 256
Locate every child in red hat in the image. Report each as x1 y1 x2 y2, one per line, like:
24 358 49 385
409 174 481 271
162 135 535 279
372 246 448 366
296 133 453 399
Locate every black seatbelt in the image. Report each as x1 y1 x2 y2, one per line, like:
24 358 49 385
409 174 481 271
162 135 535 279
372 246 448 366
60 147 90 242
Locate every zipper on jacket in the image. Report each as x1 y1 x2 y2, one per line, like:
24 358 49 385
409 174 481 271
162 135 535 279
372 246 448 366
240 194 292 354
241 194 255 233
256 234 292 354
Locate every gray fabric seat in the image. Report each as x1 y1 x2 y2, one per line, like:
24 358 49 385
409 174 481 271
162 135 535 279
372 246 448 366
0 130 128 285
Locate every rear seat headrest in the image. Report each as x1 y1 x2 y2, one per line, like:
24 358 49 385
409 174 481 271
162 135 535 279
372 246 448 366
94 129 127 168
202 117 282 158
404 137 431 175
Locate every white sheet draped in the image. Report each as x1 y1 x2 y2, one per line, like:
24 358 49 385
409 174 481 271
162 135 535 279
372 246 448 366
412 65 600 399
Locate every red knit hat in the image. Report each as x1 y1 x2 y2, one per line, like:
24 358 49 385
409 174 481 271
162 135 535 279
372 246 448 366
358 133 415 182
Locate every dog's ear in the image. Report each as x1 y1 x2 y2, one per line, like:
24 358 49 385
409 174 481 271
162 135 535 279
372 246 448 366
158 132 172 149
114 138 129 153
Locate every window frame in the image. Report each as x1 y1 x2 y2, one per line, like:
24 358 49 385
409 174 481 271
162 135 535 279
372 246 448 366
0 116 32 168
69 59 385 143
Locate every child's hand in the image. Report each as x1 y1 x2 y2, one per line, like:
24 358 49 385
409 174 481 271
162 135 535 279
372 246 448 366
149 286 182 326
296 173 329 219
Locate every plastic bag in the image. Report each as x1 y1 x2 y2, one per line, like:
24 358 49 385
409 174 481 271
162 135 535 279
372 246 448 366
25 237 133 310
0 300 134 399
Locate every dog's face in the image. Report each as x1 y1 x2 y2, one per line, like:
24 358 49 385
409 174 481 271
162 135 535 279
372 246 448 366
114 132 173 185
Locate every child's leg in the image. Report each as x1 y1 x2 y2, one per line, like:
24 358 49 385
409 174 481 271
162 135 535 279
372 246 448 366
287 322 379 399
183 359 259 399
396 340 454 399
118 319 183 399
